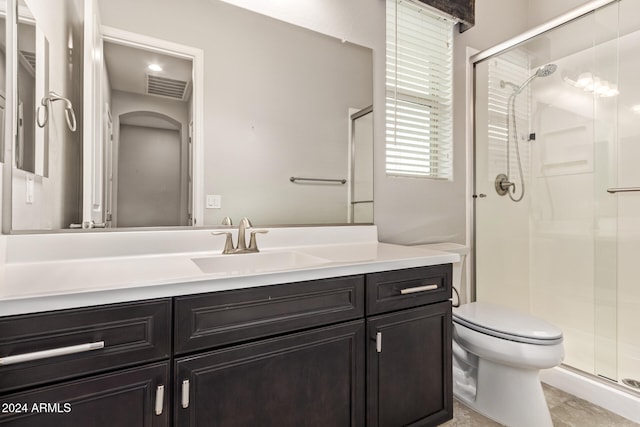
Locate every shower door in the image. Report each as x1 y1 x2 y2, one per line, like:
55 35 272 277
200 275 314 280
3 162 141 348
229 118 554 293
473 0 640 390
609 0 640 390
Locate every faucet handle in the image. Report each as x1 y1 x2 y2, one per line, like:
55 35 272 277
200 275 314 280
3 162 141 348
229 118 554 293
221 216 233 226
248 229 268 252
211 231 235 254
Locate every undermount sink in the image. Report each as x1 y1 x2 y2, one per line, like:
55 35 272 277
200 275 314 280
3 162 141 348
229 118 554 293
191 251 330 275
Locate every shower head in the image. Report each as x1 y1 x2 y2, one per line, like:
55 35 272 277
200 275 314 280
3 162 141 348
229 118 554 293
513 63 557 95
535 63 557 77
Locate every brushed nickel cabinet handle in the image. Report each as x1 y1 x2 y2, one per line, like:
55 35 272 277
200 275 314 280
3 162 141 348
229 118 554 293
182 379 190 409
400 284 439 295
376 332 382 353
0 341 105 366
155 385 165 415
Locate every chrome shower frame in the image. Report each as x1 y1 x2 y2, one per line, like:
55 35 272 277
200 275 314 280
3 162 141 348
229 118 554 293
467 0 619 302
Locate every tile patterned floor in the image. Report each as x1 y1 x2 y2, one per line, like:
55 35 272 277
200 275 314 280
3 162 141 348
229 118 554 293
442 384 640 426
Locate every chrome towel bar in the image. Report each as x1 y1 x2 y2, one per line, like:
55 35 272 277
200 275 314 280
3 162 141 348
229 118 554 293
290 176 346 184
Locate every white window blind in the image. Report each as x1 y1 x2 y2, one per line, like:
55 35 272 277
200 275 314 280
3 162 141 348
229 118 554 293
386 0 454 179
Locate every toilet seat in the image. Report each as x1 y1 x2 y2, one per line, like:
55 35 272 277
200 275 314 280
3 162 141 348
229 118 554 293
453 302 563 345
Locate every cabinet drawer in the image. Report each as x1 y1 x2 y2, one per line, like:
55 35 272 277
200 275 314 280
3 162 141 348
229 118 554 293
366 265 452 315
174 275 364 354
0 299 171 394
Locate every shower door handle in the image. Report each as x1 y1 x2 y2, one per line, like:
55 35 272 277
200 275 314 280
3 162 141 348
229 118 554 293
607 187 640 193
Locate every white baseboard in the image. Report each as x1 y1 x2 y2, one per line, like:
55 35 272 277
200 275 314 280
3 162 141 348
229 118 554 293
540 366 640 424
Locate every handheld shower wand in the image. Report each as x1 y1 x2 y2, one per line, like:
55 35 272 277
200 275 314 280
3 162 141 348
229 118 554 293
496 64 557 202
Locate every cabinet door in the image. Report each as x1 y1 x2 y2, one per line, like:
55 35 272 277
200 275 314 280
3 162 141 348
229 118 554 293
367 302 452 427
175 320 364 427
0 362 169 427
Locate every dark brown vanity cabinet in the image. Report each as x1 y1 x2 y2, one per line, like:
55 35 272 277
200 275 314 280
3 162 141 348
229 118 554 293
173 266 452 427
0 264 452 427
366 266 453 427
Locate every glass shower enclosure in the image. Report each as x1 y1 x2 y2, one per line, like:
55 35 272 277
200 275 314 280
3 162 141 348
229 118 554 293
473 0 640 393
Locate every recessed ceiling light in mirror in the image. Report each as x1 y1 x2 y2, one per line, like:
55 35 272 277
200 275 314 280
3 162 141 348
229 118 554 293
148 63 162 72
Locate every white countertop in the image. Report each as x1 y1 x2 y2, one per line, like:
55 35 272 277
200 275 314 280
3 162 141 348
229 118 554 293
0 226 459 316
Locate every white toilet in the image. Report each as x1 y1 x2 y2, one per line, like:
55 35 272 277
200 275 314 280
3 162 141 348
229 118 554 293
416 243 564 427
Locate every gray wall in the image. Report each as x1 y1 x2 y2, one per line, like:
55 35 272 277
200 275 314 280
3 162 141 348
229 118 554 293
96 0 588 242
376 0 530 245
526 0 593 27
117 124 181 227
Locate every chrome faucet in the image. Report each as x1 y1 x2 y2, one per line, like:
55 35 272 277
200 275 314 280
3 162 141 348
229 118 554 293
212 217 268 254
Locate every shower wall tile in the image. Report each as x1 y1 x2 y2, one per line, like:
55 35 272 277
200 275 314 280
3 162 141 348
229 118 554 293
529 101 597 375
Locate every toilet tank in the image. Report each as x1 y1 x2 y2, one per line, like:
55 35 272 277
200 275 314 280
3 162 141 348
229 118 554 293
412 243 469 302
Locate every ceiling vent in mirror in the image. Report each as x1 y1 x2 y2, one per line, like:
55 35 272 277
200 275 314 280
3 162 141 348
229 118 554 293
20 50 36 73
146 74 189 100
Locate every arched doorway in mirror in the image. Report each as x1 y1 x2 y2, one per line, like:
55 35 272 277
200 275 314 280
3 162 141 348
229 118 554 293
111 111 189 227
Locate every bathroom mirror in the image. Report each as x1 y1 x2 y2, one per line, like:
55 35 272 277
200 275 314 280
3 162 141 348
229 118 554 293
10 0 83 231
7 0 374 232
15 0 49 176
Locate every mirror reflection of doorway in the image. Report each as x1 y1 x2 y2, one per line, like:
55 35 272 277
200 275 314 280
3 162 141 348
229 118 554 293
102 35 193 227
115 112 185 227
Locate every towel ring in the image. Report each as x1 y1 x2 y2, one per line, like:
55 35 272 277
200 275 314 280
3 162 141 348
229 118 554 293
36 91 77 132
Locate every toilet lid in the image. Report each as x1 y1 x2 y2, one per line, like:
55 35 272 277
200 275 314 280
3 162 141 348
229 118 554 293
453 302 563 345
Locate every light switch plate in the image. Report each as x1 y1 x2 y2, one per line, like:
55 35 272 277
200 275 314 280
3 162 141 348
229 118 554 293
26 175 34 204
206 194 222 209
